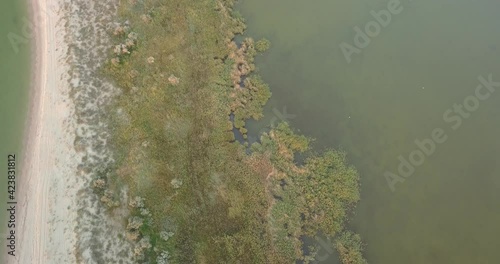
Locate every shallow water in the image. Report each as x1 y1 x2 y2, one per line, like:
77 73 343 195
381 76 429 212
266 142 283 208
0 0 30 245
238 0 500 263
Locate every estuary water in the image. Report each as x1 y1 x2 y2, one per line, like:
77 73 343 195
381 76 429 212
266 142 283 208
0 0 30 245
238 0 500 263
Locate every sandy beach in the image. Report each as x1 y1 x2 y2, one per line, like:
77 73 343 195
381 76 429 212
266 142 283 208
10 0 78 263
10 0 135 262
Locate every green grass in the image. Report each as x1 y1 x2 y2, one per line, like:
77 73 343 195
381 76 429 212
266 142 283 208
99 0 367 263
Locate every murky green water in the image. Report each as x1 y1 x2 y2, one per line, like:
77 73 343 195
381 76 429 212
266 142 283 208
0 0 30 247
239 0 500 263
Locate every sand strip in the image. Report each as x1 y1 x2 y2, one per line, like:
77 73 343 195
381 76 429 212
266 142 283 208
9 0 77 263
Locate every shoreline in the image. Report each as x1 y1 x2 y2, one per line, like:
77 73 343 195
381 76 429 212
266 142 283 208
10 0 78 263
12 0 47 261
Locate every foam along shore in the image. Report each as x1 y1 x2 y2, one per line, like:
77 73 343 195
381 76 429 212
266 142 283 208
10 0 79 263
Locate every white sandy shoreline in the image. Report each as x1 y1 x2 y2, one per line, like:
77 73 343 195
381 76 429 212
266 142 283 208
8 0 78 263
7 0 140 262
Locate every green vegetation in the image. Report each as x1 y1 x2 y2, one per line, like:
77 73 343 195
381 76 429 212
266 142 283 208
335 231 368 264
99 0 367 263
255 38 271 52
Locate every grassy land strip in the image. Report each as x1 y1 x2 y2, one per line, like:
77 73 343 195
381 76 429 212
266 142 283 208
97 0 368 263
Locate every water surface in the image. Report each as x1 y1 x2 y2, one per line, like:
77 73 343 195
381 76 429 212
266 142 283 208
238 0 500 263
0 0 31 246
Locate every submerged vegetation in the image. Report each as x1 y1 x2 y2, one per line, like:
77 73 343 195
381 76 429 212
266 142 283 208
98 0 367 263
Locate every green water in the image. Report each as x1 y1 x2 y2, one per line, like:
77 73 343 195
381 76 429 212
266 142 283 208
0 0 30 246
239 0 500 263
